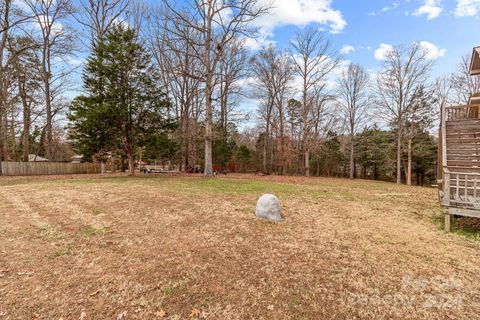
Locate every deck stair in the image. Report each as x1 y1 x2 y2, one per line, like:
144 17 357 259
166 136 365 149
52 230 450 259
439 45 480 231
440 105 480 230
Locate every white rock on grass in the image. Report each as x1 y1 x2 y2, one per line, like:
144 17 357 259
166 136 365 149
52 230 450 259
255 194 282 222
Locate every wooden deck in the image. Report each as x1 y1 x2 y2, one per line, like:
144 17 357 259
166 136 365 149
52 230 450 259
439 104 480 231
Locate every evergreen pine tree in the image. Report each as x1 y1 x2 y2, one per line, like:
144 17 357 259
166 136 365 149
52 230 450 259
69 24 172 175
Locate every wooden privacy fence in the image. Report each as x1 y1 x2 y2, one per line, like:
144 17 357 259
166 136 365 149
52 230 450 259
0 162 101 176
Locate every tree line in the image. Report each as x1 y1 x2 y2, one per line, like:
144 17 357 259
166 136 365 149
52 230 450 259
1 0 479 184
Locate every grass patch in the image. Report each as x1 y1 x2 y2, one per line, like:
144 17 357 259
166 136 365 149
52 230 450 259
52 247 70 258
80 225 106 237
37 224 66 241
169 177 304 195
162 281 186 297
91 207 103 215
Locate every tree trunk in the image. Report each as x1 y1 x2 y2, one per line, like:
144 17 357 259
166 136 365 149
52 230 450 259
407 138 412 185
184 114 189 171
349 134 355 179
0 112 3 175
121 156 126 173
18 78 30 162
396 130 402 184
203 6 213 177
304 149 309 177
42 44 53 161
128 151 135 176
302 58 309 177
111 156 116 173
204 88 213 176
0 0 11 175
279 108 285 175
262 131 268 173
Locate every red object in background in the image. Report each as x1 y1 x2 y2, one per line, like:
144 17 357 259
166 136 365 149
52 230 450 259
212 163 236 172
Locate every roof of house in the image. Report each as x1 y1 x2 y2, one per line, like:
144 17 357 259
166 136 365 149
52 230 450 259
28 154 48 162
470 46 480 76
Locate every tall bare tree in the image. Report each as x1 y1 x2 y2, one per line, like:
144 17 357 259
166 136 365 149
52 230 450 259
163 0 269 176
376 43 434 184
252 46 293 174
24 0 76 161
0 0 13 173
0 0 30 168
8 36 42 162
76 0 130 40
252 45 277 173
451 54 480 105
148 7 204 170
404 85 435 185
291 27 339 176
337 63 370 179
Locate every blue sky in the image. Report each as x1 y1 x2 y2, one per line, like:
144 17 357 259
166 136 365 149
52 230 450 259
19 0 478 125
252 0 479 76
62 0 480 95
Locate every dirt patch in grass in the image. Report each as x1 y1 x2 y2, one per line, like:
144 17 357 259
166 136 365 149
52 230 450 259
0 173 479 319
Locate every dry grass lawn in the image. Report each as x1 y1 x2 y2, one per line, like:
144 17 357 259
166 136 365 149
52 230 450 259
0 174 479 319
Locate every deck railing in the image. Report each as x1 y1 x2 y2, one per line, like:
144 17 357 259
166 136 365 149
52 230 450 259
446 105 480 121
441 168 480 209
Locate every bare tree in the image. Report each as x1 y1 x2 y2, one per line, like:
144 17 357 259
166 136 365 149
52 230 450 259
0 0 31 168
291 27 339 176
148 7 204 170
251 45 277 173
76 0 130 40
403 85 436 185
0 0 13 173
217 40 246 133
24 0 77 161
8 36 42 162
451 54 480 105
252 45 293 174
376 43 433 184
162 0 270 176
337 63 370 179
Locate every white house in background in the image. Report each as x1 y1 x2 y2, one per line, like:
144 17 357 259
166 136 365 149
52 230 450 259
71 155 83 163
28 154 48 162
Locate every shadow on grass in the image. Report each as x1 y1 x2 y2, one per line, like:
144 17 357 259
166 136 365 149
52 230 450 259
434 215 480 240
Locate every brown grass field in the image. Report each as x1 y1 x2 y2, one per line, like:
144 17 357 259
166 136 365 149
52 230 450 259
0 173 479 319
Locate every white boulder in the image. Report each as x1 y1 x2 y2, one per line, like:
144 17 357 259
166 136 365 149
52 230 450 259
255 194 282 221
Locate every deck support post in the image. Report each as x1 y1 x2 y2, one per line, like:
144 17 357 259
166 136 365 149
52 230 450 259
444 212 451 232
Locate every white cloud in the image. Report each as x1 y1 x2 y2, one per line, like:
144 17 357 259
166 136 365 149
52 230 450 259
374 41 446 61
340 45 355 55
369 1 400 16
65 56 84 67
413 0 443 20
34 14 65 35
418 41 446 59
374 43 394 61
254 0 347 36
12 0 31 12
455 0 480 16
242 35 275 51
53 55 84 67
